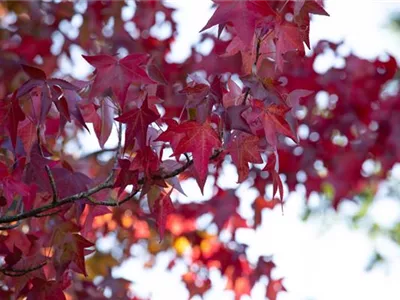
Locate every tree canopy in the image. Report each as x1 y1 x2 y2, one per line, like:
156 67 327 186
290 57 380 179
0 1 399 299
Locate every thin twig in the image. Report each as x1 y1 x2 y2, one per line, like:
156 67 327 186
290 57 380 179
80 147 118 160
45 165 58 203
88 189 140 206
254 38 262 66
0 180 114 224
37 126 58 203
0 221 21 230
0 261 46 277
34 209 62 218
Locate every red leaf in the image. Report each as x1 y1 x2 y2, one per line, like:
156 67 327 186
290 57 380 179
266 278 286 300
17 66 79 123
5 91 25 149
201 0 275 44
94 97 114 148
286 89 314 116
21 64 47 80
27 277 70 300
208 189 240 231
52 222 94 277
294 0 329 18
253 197 280 228
113 159 139 196
224 105 252 134
115 97 160 150
245 100 297 147
83 53 154 106
263 152 284 204
4 245 22 268
172 121 221 191
227 132 263 182
151 190 175 240
274 21 305 71
222 78 243 107
0 161 30 208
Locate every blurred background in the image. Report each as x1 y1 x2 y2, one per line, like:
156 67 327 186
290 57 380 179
102 1 400 299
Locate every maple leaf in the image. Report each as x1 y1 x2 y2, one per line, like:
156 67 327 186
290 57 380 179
115 97 160 150
0 91 25 149
18 119 37 155
286 89 314 116
222 78 243 107
17 64 79 123
227 131 263 182
156 119 186 156
201 0 275 44
224 105 253 134
266 278 286 300
82 53 154 107
274 21 305 71
130 146 160 181
4 245 23 268
113 158 139 196
208 188 240 231
182 272 211 299
61 82 90 132
171 121 221 191
0 160 31 208
50 168 93 199
80 205 111 240
252 196 280 228
82 97 115 148
244 99 297 147
150 189 175 240
52 222 94 278
263 151 284 204
26 276 71 300
294 0 329 18
84 251 118 280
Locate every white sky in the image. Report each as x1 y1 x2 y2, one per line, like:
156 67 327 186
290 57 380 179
75 1 400 299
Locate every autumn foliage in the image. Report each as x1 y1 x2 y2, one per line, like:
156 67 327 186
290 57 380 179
0 0 398 299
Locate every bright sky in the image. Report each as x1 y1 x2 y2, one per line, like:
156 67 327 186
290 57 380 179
75 1 400 299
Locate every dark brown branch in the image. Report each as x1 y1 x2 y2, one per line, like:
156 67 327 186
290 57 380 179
37 126 58 203
88 189 140 206
0 261 46 277
0 150 223 224
45 165 58 203
80 147 118 160
0 166 115 224
34 209 62 218
0 221 21 230
254 38 262 66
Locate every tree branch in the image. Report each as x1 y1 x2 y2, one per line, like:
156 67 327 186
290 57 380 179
45 165 58 203
80 147 118 160
0 261 46 277
34 209 62 218
0 221 21 230
88 188 140 206
37 126 58 203
0 148 222 224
